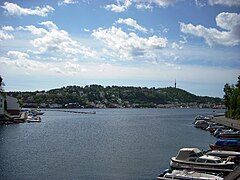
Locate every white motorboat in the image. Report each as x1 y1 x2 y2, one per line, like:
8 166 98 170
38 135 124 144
194 120 209 129
27 115 41 123
170 148 235 173
157 169 223 180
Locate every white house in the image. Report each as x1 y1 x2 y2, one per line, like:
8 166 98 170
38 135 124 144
6 96 20 115
0 93 5 116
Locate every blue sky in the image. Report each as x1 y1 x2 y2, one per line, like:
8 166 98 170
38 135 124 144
0 0 239 97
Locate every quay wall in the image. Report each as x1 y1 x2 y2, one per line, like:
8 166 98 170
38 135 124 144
211 116 240 130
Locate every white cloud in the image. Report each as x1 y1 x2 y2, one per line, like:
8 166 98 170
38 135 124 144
105 0 132 12
92 26 167 59
2 26 14 31
105 0 177 12
171 42 182 49
1 2 54 17
58 0 78 6
135 3 153 10
17 25 48 36
84 28 90 32
1 55 239 88
18 21 97 58
0 29 14 41
39 21 58 30
208 0 240 6
180 12 240 46
116 18 148 33
7 51 29 59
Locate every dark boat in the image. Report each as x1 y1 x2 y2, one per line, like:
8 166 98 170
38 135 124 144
209 139 240 152
218 131 240 139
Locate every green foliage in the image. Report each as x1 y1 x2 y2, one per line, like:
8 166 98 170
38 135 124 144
8 85 222 108
224 75 240 120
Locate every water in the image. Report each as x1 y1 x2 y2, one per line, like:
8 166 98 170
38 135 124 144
0 108 224 179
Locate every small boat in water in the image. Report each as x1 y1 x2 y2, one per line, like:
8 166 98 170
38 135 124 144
170 148 235 174
157 169 223 180
30 109 44 116
27 115 41 123
209 139 240 152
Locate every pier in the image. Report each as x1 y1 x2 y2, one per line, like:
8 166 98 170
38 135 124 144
211 115 240 130
43 109 96 114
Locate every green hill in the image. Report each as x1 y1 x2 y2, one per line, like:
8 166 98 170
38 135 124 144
9 85 222 108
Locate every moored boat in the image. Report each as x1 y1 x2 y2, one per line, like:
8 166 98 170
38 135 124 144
209 139 240 152
194 120 209 129
206 150 240 163
218 131 240 139
157 169 223 180
170 148 235 174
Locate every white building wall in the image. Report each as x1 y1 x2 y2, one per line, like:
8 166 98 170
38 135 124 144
0 94 4 115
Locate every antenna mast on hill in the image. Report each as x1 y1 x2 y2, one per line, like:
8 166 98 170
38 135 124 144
174 79 176 88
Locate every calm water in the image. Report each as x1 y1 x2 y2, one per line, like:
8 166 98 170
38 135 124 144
0 108 224 180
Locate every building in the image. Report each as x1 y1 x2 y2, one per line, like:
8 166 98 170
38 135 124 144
6 96 20 115
0 93 5 116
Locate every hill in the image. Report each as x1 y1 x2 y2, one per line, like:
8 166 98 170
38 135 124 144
8 85 223 108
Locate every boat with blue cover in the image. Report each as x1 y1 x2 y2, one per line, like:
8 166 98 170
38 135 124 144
209 139 240 152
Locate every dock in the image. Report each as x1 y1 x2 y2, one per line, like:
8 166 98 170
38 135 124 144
211 115 240 130
43 109 96 114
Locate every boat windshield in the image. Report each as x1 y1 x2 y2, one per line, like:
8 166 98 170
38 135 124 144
216 160 222 163
196 152 204 157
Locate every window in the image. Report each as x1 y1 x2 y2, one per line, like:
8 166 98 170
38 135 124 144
189 154 198 157
206 160 216 163
188 158 196 162
197 158 206 163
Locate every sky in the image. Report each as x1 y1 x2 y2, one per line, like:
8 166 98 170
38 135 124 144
0 0 239 97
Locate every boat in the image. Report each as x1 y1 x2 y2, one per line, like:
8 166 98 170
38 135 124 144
206 150 240 163
209 139 240 152
29 109 44 116
170 148 235 174
194 115 212 123
195 115 211 121
218 130 240 139
157 169 223 180
206 125 225 133
27 115 41 123
194 120 209 129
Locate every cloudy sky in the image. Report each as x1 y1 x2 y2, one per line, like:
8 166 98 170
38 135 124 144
0 0 239 97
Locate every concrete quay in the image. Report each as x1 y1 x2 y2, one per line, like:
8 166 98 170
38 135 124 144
211 115 240 130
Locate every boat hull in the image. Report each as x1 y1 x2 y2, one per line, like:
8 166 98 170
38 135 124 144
170 158 234 174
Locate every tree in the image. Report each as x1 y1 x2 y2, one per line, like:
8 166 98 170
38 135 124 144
236 75 240 89
223 76 240 120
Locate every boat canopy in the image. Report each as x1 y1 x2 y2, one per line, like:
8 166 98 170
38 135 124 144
215 139 240 146
176 148 202 160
